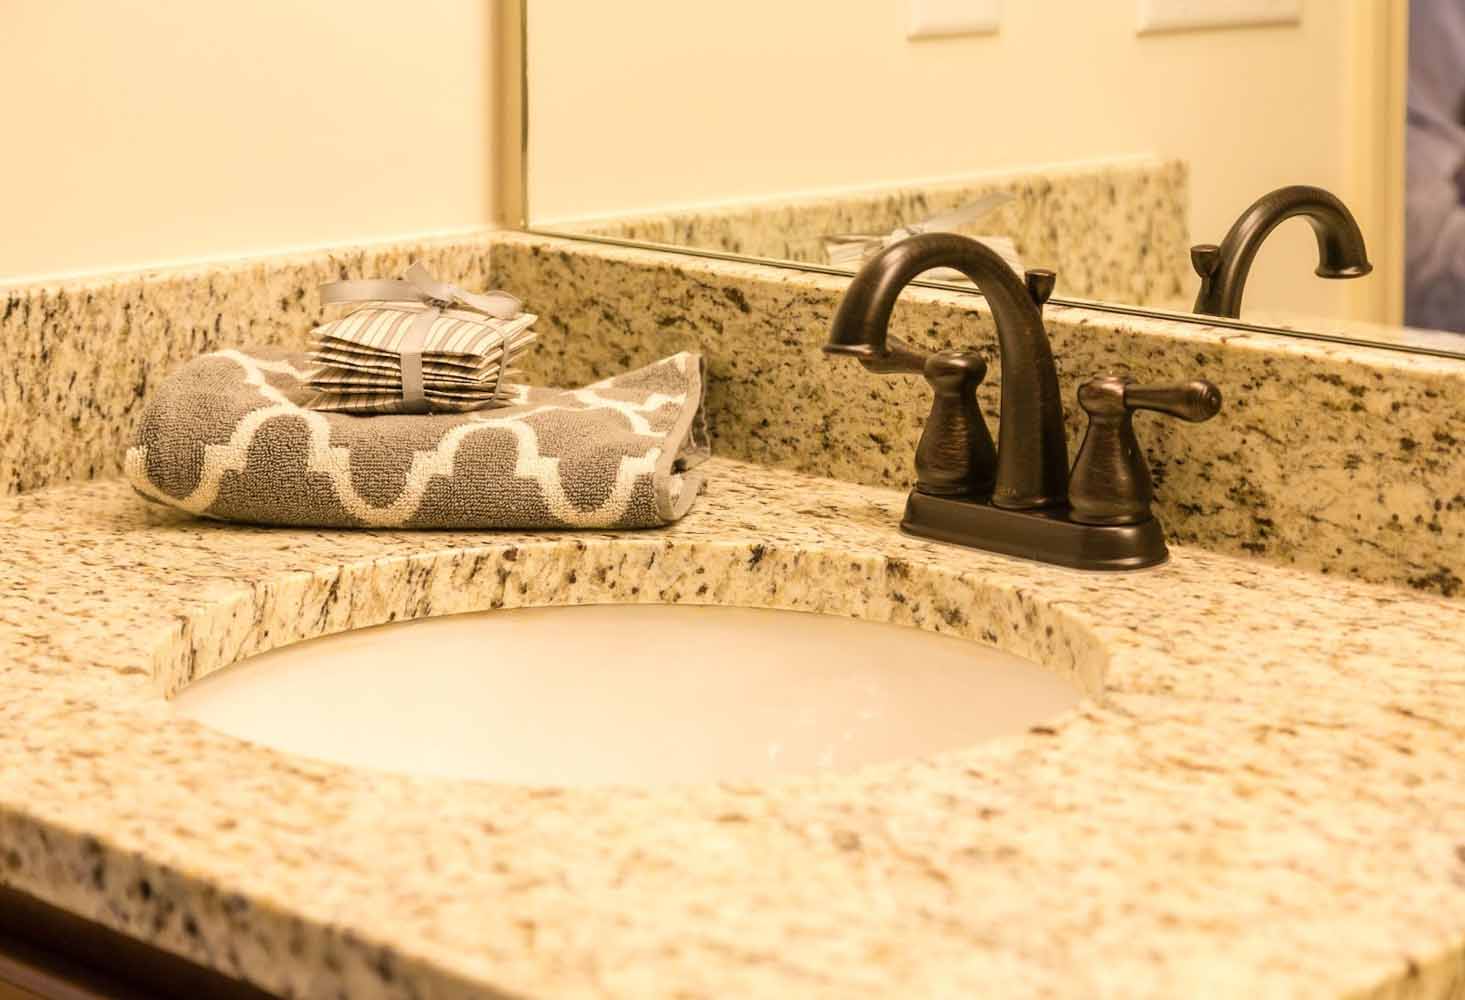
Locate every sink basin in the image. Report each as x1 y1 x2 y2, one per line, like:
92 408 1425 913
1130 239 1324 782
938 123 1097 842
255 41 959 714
173 604 1080 787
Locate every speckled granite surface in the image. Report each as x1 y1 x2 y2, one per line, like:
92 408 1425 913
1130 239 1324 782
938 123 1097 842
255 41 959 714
6 226 1465 601
1 460 1462 998
0 234 496 496
491 232 1465 599
557 158 1190 307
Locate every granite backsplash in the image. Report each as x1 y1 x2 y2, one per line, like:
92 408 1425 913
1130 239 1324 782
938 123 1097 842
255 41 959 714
0 236 496 496
491 232 1465 599
4 227 1463 598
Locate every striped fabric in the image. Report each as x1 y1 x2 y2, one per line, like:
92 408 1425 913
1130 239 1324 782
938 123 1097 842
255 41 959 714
307 302 538 415
315 303 531 358
307 384 524 415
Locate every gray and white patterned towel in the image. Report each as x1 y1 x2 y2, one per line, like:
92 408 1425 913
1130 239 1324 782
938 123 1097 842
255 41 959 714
125 347 710 530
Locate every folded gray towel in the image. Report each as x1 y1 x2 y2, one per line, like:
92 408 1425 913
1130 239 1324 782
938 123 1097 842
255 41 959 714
125 347 710 530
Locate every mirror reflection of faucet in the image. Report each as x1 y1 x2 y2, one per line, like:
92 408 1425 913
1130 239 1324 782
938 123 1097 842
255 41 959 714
824 232 1221 571
1191 185 1373 318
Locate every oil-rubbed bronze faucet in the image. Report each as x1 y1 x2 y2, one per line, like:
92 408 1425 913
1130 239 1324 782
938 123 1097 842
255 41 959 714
825 233 1221 570
1191 184 1372 318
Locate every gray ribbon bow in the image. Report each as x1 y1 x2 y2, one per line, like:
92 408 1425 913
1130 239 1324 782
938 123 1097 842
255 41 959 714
319 263 524 413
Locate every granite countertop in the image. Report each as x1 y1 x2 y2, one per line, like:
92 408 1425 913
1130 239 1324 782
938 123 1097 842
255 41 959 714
2 458 1463 999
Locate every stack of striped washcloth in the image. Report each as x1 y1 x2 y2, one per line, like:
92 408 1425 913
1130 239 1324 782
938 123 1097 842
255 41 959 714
307 263 538 415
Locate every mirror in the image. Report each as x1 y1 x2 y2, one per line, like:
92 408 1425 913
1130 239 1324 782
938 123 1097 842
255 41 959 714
524 1 1465 357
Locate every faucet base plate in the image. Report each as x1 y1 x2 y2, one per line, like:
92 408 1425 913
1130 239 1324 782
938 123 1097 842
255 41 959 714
900 491 1168 571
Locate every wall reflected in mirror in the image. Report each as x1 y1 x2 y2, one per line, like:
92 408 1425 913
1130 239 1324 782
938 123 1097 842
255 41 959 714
525 1 1465 356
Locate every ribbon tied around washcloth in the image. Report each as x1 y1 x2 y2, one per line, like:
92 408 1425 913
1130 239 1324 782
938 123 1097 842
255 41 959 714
318 263 525 413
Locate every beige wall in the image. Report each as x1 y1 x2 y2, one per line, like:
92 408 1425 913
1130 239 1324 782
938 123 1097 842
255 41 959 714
527 0 1389 320
3 1 1396 324
0 1 501 285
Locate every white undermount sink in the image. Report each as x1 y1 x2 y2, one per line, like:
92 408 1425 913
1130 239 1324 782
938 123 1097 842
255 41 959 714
173 605 1080 787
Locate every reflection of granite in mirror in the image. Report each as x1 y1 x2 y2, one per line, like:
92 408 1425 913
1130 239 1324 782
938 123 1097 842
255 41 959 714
1241 308 1465 353
556 157 1189 307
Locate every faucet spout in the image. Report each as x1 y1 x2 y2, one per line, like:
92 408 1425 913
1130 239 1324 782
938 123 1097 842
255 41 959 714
824 232 1067 510
1192 184 1372 318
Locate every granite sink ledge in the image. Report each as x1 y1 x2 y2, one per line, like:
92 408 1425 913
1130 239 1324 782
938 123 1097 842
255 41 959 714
1 459 1463 999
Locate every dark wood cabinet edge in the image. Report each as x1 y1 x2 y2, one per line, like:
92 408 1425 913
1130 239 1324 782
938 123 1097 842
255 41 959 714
0 884 276 1000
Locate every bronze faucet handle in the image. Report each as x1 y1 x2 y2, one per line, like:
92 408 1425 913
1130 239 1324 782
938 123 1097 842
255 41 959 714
1024 269 1056 308
1067 376 1222 526
1123 380 1224 422
913 351 997 498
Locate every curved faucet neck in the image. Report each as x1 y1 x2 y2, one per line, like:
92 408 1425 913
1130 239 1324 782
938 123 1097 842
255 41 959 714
1193 185 1372 318
826 233 1068 509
